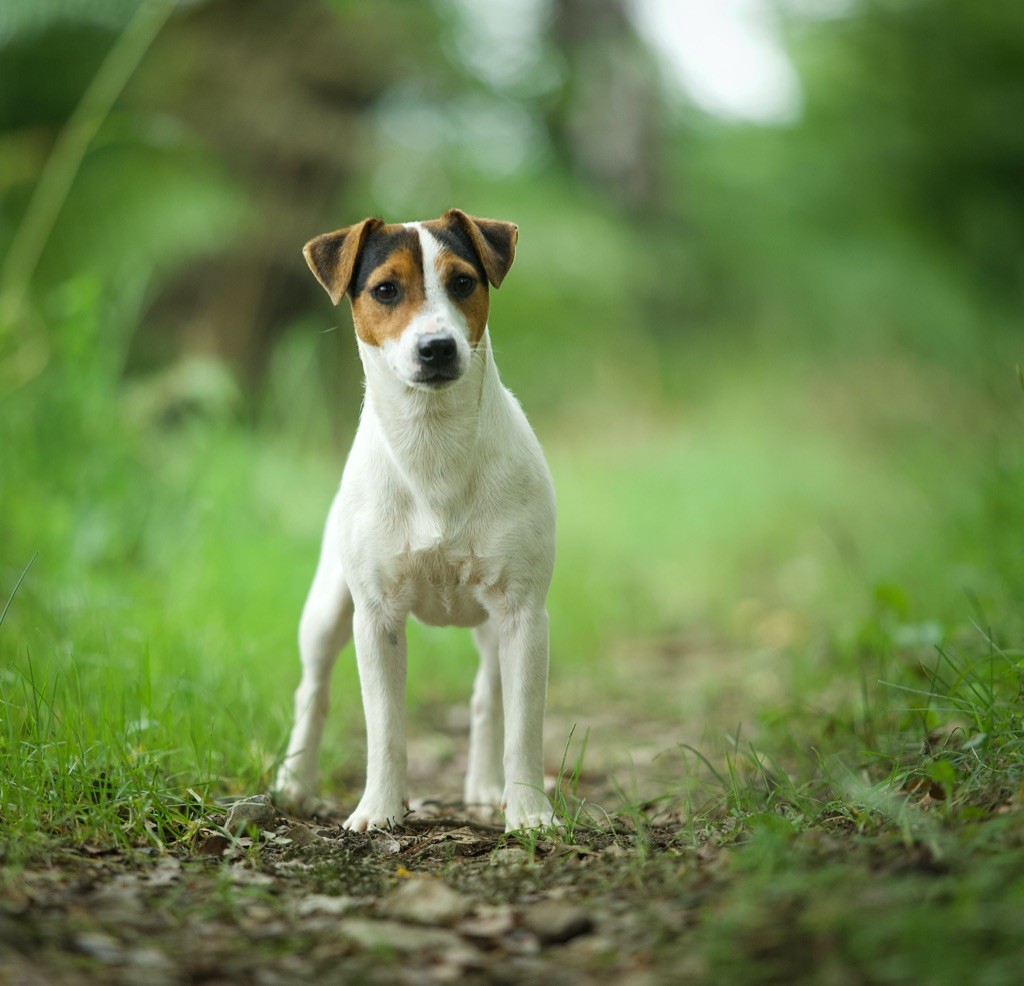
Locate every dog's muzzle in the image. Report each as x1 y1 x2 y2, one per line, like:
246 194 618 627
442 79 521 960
413 332 461 386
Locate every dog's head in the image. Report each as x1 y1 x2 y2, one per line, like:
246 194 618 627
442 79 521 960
303 210 517 390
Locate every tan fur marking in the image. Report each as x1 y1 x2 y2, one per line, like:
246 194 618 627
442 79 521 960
436 253 489 345
351 246 426 347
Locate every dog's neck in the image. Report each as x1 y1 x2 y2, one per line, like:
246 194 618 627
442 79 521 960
357 330 499 499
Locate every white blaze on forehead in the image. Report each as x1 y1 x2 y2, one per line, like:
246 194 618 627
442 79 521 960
371 222 475 384
406 222 473 345
408 222 446 311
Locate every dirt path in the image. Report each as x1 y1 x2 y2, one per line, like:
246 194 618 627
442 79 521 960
2 804 718 985
1 641 776 984
0 686 722 984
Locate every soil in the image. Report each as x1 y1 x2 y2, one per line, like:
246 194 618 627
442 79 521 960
0 799 723 985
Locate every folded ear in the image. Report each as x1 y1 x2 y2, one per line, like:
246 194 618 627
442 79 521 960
444 209 518 288
302 217 382 305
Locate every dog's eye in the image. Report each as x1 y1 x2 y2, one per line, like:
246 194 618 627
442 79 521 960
450 274 476 298
372 282 399 303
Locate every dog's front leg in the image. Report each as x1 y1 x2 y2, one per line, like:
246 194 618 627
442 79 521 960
274 498 353 816
343 606 408 832
465 618 504 809
496 603 557 831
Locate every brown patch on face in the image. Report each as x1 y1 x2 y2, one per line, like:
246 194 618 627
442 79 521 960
434 251 490 345
350 243 426 347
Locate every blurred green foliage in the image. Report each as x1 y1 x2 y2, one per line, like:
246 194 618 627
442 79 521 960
2 1 1020 403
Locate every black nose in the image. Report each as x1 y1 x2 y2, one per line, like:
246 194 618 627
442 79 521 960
417 333 457 366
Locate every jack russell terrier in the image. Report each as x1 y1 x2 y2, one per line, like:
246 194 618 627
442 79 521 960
273 209 557 832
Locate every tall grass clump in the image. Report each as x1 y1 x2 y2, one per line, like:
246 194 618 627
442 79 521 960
0 286 299 861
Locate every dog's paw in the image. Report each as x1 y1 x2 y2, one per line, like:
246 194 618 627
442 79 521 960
342 796 406 833
464 777 504 810
502 794 564 834
271 778 322 818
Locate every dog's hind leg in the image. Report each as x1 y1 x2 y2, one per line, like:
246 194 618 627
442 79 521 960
464 617 505 810
342 604 409 831
496 603 557 831
273 497 353 815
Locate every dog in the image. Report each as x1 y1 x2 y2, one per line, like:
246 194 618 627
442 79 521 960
273 210 557 832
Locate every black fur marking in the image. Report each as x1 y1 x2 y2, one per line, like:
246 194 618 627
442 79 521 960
350 226 423 298
308 235 344 287
428 222 487 282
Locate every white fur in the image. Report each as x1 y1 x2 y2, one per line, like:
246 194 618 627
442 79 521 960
274 224 557 832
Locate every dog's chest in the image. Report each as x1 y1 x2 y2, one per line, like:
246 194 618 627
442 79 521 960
404 545 488 628
404 535 476 585
394 506 491 626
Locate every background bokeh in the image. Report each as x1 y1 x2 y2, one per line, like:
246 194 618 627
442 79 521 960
1 0 1022 794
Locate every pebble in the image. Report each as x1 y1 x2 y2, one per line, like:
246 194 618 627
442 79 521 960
384 876 474 926
282 823 319 847
196 833 231 856
293 895 362 918
522 900 594 944
340 918 480 967
224 795 277 835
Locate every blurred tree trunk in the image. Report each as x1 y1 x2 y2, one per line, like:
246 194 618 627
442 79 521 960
549 0 664 214
132 0 439 385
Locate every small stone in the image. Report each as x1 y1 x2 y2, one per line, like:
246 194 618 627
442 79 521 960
224 795 277 835
196 833 231 856
148 858 182 885
521 900 594 944
489 846 528 867
505 927 543 955
340 919 485 972
370 832 402 857
293 895 361 918
340 918 474 959
123 945 176 986
384 876 473 926
74 931 125 964
282 823 319 847
227 868 275 887
458 904 516 941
